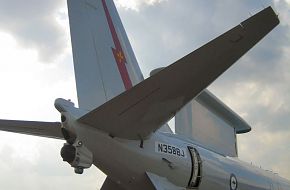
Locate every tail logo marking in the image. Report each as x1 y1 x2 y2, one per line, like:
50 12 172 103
101 0 133 90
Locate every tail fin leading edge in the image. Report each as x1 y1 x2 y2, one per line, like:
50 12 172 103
68 0 143 111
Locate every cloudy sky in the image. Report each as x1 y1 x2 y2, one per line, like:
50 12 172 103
0 0 289 189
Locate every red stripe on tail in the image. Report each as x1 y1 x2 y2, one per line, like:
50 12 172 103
102 0 133 90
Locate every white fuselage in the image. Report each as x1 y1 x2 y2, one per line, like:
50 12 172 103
72 121 290 190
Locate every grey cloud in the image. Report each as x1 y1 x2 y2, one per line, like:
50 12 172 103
115 0 167 11
118 0 219 76
0 0 67 63
238 129 290 178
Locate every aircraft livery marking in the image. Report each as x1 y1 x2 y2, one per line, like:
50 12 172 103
101 0 133 90
230 174 238 190
155 142 187 158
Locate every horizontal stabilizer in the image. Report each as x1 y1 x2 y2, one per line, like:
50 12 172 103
0 120 63 139
78 7 279 139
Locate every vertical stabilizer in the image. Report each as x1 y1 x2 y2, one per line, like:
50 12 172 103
68 0 143 111
175 90 251 157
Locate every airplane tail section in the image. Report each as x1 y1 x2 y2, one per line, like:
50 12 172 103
68 0 144 111
78 7 279 140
